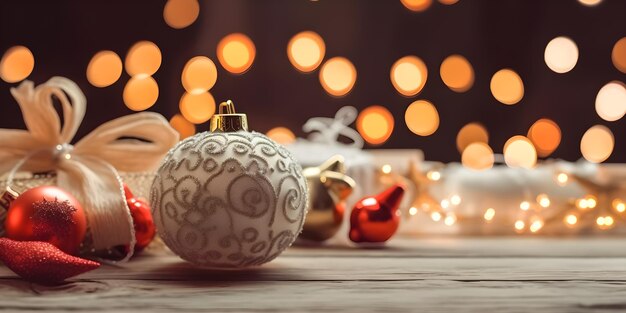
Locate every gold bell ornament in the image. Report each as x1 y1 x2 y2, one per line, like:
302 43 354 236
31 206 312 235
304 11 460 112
300 155 356 241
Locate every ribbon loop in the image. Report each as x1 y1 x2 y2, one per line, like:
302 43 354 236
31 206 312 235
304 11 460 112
302 106 364 148
0 77 179 260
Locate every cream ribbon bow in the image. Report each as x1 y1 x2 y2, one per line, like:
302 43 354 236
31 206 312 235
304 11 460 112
0 77 179 258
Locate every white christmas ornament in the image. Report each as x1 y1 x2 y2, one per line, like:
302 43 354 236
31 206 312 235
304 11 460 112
151 101 308 268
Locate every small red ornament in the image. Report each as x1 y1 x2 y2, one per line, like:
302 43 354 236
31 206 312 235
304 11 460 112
0 238 100 284
124 185 155 252
5 186 87 255
349 184 405 243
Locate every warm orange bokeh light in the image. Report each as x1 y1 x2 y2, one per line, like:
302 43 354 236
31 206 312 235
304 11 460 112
490 69 524 105
439 0 459 4
87 50 123 88
319 57 357 97
169 114 196 140
125 41 162 76
581 125 614 163
404 100 439 136
179 91 216 124
440 55 474 92
595 81 626 122
266 127 297 145
613 37 626 74
456 123 489 153
504 135 537 169
357 106 394 145
578 0 602 6
401 0 432 12
163 0 200 29
123 75 159 111
390 56 427 97
287 31 326 73
544 36 578 74
528 118 561 157
0 46 34 83
182 56 217 93
462 142 494 171
217 33 256 74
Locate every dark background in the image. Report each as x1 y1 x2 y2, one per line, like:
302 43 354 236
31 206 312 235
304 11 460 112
0 0 625 162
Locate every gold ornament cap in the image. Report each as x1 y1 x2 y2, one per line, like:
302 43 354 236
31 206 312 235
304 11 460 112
210 100 249 132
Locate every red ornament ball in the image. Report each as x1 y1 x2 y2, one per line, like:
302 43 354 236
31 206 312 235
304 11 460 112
0 237 100 284
349 184 405 243
4 186 87 255
124 185 156 252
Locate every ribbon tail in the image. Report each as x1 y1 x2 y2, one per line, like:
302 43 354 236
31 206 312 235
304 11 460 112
56 157 135 260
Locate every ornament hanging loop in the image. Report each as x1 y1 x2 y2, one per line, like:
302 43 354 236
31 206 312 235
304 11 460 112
220 100 237 114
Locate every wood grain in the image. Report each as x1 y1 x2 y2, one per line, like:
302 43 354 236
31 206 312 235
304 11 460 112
2 237 626 312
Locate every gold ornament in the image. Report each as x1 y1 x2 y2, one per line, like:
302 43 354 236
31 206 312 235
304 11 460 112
301 155 356 241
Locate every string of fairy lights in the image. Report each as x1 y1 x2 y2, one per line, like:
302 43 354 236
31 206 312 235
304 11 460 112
375 161 626 233
0 1 624 230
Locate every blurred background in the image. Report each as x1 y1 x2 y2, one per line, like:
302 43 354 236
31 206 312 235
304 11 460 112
0 0 625 163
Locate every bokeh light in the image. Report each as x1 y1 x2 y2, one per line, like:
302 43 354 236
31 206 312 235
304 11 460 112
544 36 578 73
595 81 626 121
182 56 218 93
404 100 439 136
123 75 159 111
484 208 496 221
578 0 602 6
125 41 162 76
580 125 614 163
319 57 357 97
613 37 626 74
456 123 489 153
528 118 561 157
439 0 459 4
169 114 196 140
462 142 494 171
287 31 325 73
490 69 524 105
520 201 530 211
163 0 200 29
86 50 123 88
0 46 34 83
440 55 474 92
400 0 432 12
266 127 297 145
357 106 394 145
217 33 256 74
504 135 537 169
537 194 550 208
390 56 427 97
179 91 216 124
564 213 578 227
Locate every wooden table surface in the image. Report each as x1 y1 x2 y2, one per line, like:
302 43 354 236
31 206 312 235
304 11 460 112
2 237 626 312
